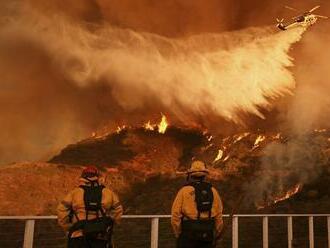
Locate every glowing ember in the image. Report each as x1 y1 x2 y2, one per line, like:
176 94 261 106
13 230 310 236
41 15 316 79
274 133 281 139
158 114 168 134
234 132 250 143
223 155 230 162
254 135 266 147
144 121 155 131
116 125 126 134
314 129 327 133
213 149 223 162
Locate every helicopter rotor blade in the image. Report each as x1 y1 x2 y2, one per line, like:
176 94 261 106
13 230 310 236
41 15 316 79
285 6 299 12
309 5 320 13
314 15 328 19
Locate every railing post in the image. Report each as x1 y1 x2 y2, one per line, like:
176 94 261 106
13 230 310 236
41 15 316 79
151 217 159 248
288 216 293 248
232 216 238 248
309 216 314 248
23 220 35 248
263 216 269 248
327 216 330 248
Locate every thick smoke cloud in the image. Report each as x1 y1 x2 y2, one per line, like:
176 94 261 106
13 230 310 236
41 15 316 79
25 0 232 36
0 0 329 165
42 19 302 120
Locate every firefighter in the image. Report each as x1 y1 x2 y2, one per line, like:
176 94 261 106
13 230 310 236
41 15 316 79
57 166 123 248
171 160 223 248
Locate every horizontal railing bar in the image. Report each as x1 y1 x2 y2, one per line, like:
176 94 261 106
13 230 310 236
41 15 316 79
0 216 57 220
231 214 330 217
0 214 329 220
122 215 171 219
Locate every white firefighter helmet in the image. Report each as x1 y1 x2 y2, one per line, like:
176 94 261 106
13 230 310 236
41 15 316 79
187 160 209 177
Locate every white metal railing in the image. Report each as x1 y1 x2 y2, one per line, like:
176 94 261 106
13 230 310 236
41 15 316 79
0 214 329 248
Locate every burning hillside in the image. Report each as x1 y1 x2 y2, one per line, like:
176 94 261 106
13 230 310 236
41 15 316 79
0 0 329 217
1 1 330 247
1 123 328 215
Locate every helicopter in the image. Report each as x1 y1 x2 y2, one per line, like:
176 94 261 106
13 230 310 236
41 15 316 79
277 5 328 30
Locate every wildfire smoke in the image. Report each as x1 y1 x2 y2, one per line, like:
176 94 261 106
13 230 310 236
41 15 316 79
0 1 308 164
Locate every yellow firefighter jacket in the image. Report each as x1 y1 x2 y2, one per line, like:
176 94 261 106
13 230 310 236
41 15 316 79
57 177 123 238
171 184 223 238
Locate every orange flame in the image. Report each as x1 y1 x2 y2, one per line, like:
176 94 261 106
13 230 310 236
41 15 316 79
234 132 250 143
273 184 302 205
257 184 302 209
116 125 126 134
213 149 223 162
254 135 266 147
223 155 230 162
144 121 155 131
158 114 168 134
